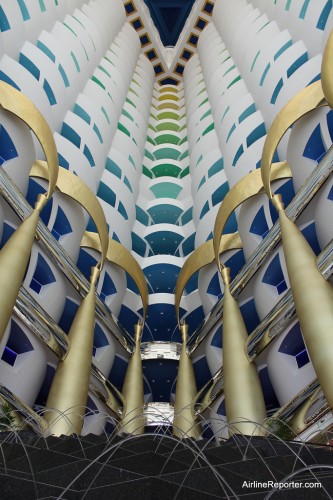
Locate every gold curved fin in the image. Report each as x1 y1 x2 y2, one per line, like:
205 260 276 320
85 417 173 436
0 82 58 198
81 231 149 321
175 233 242 326
30 161 108 269
322 29 333 108
261 81 326 198
213 162 292 270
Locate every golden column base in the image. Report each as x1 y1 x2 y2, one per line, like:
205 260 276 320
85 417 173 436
173 324 200 439
45 267 100 436
0 194 48 342
118 322 145 435
221 268 267 436
273 194 333 408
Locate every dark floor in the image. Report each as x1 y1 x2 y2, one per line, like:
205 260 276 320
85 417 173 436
0 431 332 499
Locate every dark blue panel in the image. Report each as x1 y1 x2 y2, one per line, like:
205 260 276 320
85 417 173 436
301 221 321 255
142 358 178 401
76 248 98 281
108 354 128 392
269 179 295 224
210 325 223 349
185 272 198 295
118 305 141 340
61 123 81 148
43 78 57 105
0 223 15 248
145 230 184 255
0 71 20 90
144 263 180 294
303 123 326 162
208 158 224 178
100 272 117 301
181 207 193 224
132 232 148 257
207 271 222 297
224 249 245 281
0 7 10 31
83 144 95 167
250 205 270 238
328 183 333 201
118 200 128 220
216 398 226 416
26 179 53 225
97 181 116 206
199 200 209 220
193 356 212 390
240 298 260 334
0 125 18 162
7 320 33 354
327 110 333 142
278 322 306 357
58 298 79 334
184 306 205 340
143 0 197 47
258 367 279 412
19 53 40 80
58 153 69 169
29 253 56 294
136 205 149 226
1 347 17 366
51 205 72 240
182 232 195 256
246 123 266 148
211 181 229 206
93 323 109 349
317 1 332 30
262 253 287 295
105 157 121 178
287 52 308 78
35 363 55 406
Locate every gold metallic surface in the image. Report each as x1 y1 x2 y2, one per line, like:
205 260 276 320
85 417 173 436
173 324 200 439
81 232 148 320
31 162 108 269
274 197 333 409
45 268 99 436
261 81 325 198
322 29 333 108
213 163 292 270
0 207 43 342
0 84 58 343
119 322 145 435
222 268 267 436
0 81 58 198
289 388 321 436
175 233 242 326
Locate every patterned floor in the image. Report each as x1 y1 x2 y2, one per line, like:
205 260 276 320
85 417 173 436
0 432 332 499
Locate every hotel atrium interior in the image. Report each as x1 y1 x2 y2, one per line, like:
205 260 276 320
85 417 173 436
0 0 332 443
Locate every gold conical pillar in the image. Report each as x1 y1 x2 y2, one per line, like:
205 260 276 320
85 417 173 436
173 324 200 439
0 194 48 342
119 322 145 435
221 268 267 436
272 194 333 407
45 266 100 436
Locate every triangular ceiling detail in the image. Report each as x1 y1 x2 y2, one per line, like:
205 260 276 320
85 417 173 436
143 0 196 46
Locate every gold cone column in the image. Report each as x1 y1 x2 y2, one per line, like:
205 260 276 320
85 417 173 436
119 322 145 435
173 324 200 439
45 266 100 436
0 194 48 342
272 194 333 407
221 268 267 436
